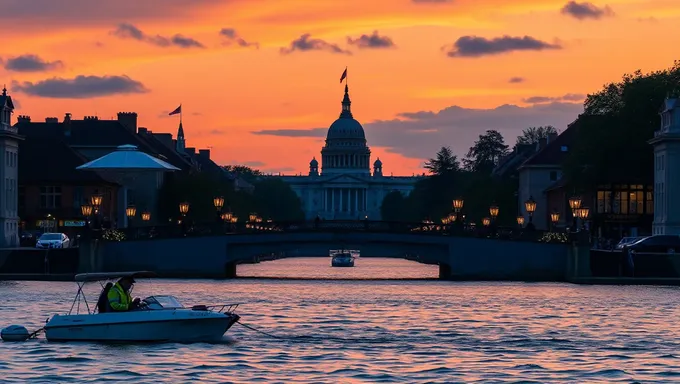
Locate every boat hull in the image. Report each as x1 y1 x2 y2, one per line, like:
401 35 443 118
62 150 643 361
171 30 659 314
44 310 239 342
331 260 355 267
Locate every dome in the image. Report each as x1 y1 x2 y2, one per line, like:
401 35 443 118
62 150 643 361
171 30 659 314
373 158 382 167
327 118 366 140
310 157 318 166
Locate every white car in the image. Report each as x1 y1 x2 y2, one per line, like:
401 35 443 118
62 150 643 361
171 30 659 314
35 233 70 249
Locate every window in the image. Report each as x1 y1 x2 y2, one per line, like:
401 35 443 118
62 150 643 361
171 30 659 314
629 191 644 214
73 187 85 209
549 171 557 181
646 190 654 214
597 190 611 213
40 186 62 208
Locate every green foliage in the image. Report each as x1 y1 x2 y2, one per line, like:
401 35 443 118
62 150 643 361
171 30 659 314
158 168 303 223
563 61 680 188
424 146 460 176
463 130 510 173
222 165 262 183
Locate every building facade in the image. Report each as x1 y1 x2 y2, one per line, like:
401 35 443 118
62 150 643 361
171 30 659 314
275 85 422 220
0 87 22 247
650 96 680 235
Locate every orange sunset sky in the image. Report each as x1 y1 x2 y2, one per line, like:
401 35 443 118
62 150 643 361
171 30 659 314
1 0 679 175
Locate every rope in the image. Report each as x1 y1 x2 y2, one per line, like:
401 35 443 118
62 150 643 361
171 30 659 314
236 320 286 339
29 327 44 339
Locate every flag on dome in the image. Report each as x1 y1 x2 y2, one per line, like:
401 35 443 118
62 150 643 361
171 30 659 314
168 105 181 115
340 68 347 83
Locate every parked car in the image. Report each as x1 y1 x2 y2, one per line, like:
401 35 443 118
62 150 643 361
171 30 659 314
625 235 680 254
35 233 70 249
19 230 42 247
615 236 645 249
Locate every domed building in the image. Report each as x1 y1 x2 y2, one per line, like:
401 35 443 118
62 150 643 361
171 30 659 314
274 85 423 220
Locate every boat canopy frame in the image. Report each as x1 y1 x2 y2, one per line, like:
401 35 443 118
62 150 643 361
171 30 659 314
68 271 157 315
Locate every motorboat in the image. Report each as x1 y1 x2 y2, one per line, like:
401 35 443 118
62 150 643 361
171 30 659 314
330 249 358 267
43 271 240 342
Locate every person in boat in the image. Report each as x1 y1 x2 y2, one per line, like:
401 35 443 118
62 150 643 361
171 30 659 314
107 276 142 312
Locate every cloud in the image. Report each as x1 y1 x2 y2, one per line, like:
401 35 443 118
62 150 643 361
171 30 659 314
12 75 148 99
522 93 585 103
2 55 64 72
508 77 525 83
347 31 396 49
253 102 584 160
243 160 266 167
280 34 351 55
560 1 614 20
219 28 259 49
261 166 296 174
442 35 561 58
111 23 204 48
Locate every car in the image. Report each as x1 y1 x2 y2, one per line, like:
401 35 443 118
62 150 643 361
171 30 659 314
19 230 41 247
615 236 645 249
35 233 70 249
624 235 680 254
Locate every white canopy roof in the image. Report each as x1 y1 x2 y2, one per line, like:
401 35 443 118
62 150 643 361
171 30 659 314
76 144 180 172
75 271 157 282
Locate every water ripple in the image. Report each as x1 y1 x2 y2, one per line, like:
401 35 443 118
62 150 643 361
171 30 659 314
2 259 680 382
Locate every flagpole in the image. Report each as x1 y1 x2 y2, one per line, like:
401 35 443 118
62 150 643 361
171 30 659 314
345 66 348 87
180 103 182 124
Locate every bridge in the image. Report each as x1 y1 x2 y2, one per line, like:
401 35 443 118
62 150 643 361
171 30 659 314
78 220 578 281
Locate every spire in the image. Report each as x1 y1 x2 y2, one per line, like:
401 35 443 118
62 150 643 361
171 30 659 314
177 121 185 139
340 84 352 119
176 121 186 153
2 85 6 96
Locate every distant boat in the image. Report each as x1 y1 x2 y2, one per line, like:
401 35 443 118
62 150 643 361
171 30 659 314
330 249 358 267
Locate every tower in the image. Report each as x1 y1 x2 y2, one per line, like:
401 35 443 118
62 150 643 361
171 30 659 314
373 158 383 177
176 121 186 153
0 86 23 247
309 157 319 176
320 84 371 175
650 96 680 235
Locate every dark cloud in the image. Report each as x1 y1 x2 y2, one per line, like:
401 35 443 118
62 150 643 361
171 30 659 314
508 77 525 83
243 161 266 167
280 34 351 55
111 23 204 48
561 1 614 20
261 166 296 174
2 55 63 72
12 75 148 99
523 93 585 104
219 28 259 49
252 102 584 160
0 0 222 26
347 31 396 49
442 35 561 58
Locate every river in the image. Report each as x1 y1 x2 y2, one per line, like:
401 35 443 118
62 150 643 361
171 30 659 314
1 258 680 383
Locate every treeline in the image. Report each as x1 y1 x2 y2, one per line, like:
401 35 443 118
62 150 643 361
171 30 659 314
382 60 680 225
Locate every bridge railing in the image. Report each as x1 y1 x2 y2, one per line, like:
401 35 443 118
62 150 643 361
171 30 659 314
93 220 558 243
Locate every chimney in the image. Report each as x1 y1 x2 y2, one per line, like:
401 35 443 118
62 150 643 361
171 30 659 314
45 117 58 123
17 115 30 123
185 147 196 156
199 149 210 159
547 132 558 143
138 127 148 134
116 112 138 133
83 115 99 120
63 113 72 137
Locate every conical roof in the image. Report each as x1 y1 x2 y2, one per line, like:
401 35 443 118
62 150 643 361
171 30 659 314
76 144 180 172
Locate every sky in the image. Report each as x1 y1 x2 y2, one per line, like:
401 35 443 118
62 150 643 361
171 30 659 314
2 0 679 175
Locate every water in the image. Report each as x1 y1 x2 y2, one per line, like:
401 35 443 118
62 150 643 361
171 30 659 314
2 258 680 383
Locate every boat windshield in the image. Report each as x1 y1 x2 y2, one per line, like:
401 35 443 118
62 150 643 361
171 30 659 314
143 295 184 309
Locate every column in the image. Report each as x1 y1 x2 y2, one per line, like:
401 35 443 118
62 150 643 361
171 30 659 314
331 188 334 214
363 188 367 213
354 189 358 213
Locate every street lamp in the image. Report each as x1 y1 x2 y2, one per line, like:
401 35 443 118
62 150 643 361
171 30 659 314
249 213 257 222
80 204 93 217
221 211 233 222
90 193 103 212
550 211 560 231
448 212 457 223
568 195 582 229
213 196 225 211
141 211 151 222
516 216 525 227
489 204 499 220
441 216 450 225
482 217 491 227
452 198 464 212
179 201 190 216
576 206 590 231
231 216 238 223
524 196 537 224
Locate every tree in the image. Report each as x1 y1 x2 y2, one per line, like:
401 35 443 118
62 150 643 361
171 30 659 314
463 130 509 173
223 165 262 183
251 178 305 221
380 191 407 221
515 126 558 146
424 146 460 176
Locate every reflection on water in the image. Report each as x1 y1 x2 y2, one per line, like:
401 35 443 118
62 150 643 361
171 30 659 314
1 259 680 383
238 257 439 279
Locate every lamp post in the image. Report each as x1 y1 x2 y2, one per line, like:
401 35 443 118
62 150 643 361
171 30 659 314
482 217 491 227
213 196 224 211
550 211 560 232
179 201 190 216
524 196 537 223
221 211 233 222
516 216 525 227
568 195 582 231
141 211 151 222
577 206 590 230
81 204 93 218
90 194 103 213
